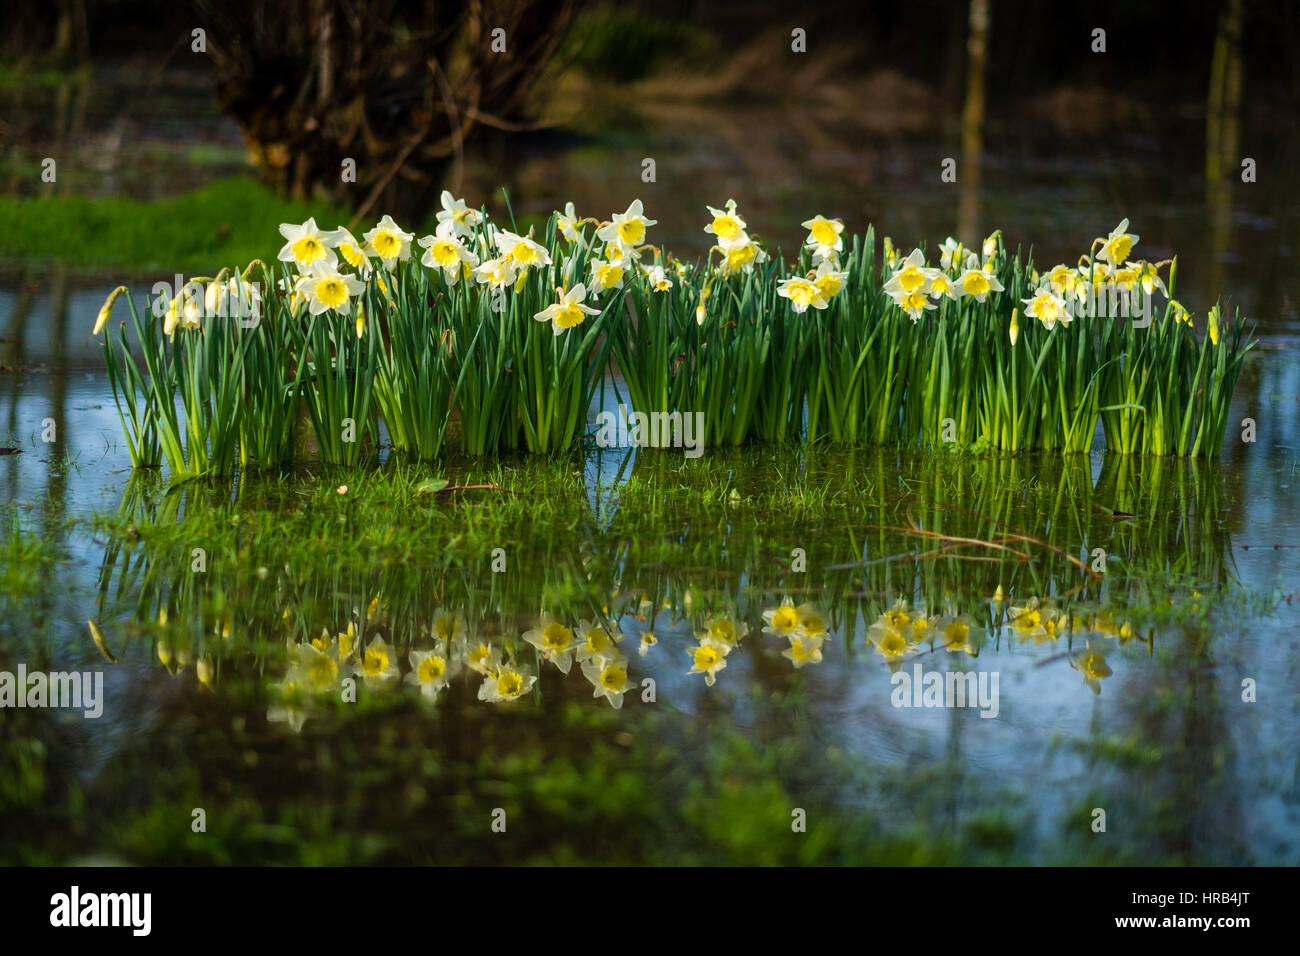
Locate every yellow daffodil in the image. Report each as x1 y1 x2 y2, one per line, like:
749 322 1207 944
1071 642 1113 694
704 199 746 243
801 214 845 258
589 256 627 292
1009 308 1020 346
576 619 623 666
534 283 601 336
1097 218 1138 265
92 285 129 335
640 263 673 291
938 615 976 655
1207 304 1221 345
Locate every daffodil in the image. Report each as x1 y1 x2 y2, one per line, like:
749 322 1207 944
495 229 552 271
429 608 467 645
762 598 800 638
638 631 658 657
715 233 767 276
478 662 536 703
783 634 825 669
1132 260 1167 296
355 637 400 686
955 265 1004 303
1097 219 1138 265
1022 288 1070 330
1071 642 1113 694
1009 308 1020 346
556 201 583 243
419 222 480 283
534 283 601 336
322 226 372 276
473 255 518 290
267 674 309 733
703 614 748 650
938 236 965 271
589 255 627 292
582 656 634 708
407 646 456 700
598 199 656 248
777 275 829 313
938 616 976 655
802 215 845 258
927 271 958 300
890 287 936 322
297 641 340 692
868 624 909 660
523 614 578 674
1207 304 1221 345
295 260 365 315
686 641 728 686
436 190 482 238
795 604 827 640
277 217 337 272
812 260 848 300
363 214 414 269
704 199 746 243
196 654 214 687
92 285 129 335
576 619 622 666
1008 598 1047 643
640 263 673 291
463 639 501 677
884 249 937 297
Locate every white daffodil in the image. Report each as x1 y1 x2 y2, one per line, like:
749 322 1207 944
296 641 340 694
533 283 600 336
522 614 578 675
406 646 457 701
927 271 959 300
495 229 552 271
938 236 965 271
801 214 844 258
686 641 729 686
462 639 501 677
418 221 480 283
363 214 414 269
477 663 536 703
473 255 518 290
295 260 365 315
429 608 468 645
1023 288 1071 330
1097 219 1138 265
575 618 623 666
783 634 825 669
355 636 400 686
598 199 656 248
954 266 1004 303
890 287 936 322
556 201 582 243
582 655 634 708
716 234 767 276
811 260 849 300
589 255 627 292
640 263 673 292
704 199 747 243
277 217 337 272
884 249 939 298
323 226 374 277
776 275 828 313
762 598 801 638
1133 260 1167 296
436 190 482 238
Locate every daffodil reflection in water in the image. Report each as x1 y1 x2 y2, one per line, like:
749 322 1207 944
244 587 1147 731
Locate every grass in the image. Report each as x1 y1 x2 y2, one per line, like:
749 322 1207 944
0 176 349 277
